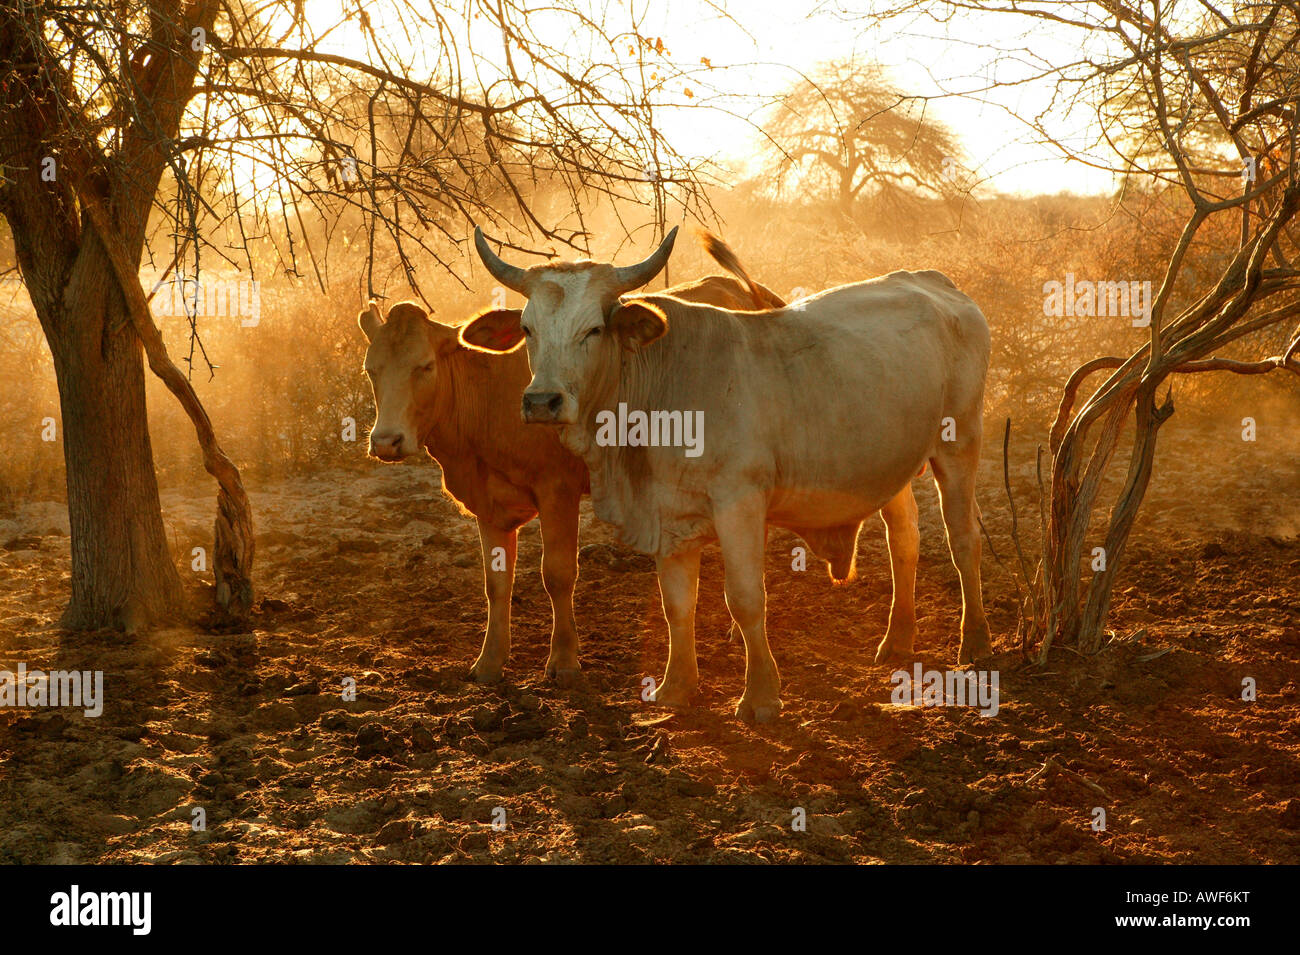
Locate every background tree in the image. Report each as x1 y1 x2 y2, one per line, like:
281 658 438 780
762 58 962 218
0 0 709 631
851 0 1300 656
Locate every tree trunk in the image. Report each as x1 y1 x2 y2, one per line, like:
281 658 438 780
838 175 854 218
1076 385 1171 652
46 284 182 632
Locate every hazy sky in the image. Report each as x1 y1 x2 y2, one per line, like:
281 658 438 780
295 0 1124 196
625 0 1119 195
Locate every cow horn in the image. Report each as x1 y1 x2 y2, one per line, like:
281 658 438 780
613 226 679 294
368 300 383 324
473 227 532 295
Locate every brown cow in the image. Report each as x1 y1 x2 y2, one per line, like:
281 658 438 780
357 233 781 683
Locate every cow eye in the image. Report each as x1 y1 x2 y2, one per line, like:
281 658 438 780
522 325 533 338
418 362 434 373
583 327 602 342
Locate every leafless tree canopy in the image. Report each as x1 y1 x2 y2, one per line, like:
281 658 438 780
6 1 716 297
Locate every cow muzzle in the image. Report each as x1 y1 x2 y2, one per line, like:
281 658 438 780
521 391 566 424
368 430 408 461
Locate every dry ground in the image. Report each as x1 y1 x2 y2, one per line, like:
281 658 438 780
0 424 1297 864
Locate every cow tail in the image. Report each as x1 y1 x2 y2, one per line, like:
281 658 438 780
699 230 786 309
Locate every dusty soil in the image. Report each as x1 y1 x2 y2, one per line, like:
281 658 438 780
0 423 1297 864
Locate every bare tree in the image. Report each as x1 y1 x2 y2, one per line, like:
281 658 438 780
846 0 1300 656
762 57 961 217
0 0 710 631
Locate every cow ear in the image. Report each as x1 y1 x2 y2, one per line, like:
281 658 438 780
358 300 384 341
608 300 667 349
459 307 524 353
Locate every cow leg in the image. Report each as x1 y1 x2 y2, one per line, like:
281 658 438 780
538 490 581 684
931 440 993 664
728 523 770 643
874 483 920 663
651 546 702 707
716 497 781 723
469 519 517 682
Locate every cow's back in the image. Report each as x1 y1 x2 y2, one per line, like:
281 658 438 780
642 269 987 462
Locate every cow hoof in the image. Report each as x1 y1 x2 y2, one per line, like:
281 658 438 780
873 638 913 664
957 640 993 665
468 658 505 683
650 681 695 708
546 664 583 687
736 697 782 724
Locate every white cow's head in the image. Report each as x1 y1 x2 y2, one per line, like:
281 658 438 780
460 227 678 424
358 298 518 460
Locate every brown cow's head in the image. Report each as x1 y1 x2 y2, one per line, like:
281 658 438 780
460 227 677 424
358 299 519 461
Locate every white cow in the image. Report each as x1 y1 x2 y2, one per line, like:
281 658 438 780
463 227 993 722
